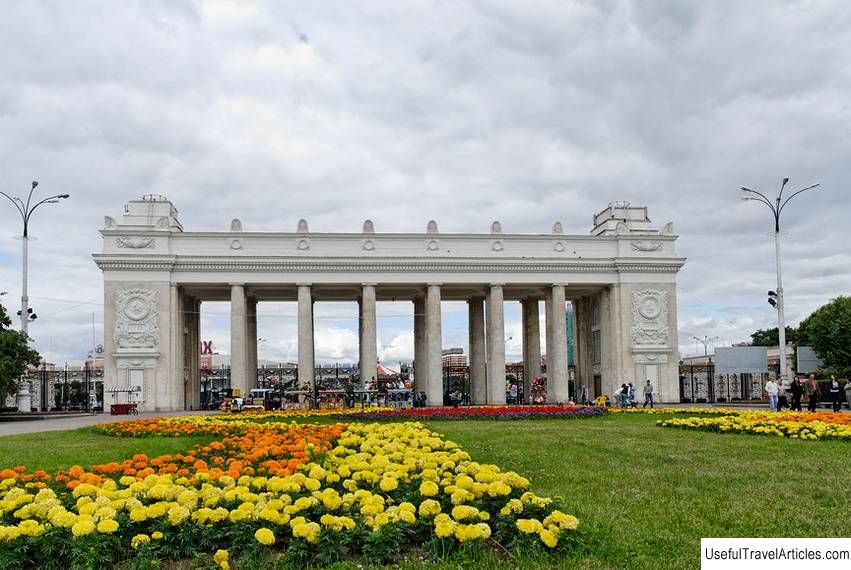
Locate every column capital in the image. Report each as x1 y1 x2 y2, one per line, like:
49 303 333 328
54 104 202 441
296 282 312 288
426 282 442 287
228 282 245 288
489 282 505 288
361 282 378 287
551 283 569 288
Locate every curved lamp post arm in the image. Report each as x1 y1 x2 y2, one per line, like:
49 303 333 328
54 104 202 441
779 183 819 214
0 191 26 221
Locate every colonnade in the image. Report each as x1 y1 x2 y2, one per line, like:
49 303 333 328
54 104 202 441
225 283 572 406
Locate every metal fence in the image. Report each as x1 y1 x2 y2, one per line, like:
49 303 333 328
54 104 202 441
679 364 766 403
13 366 104 412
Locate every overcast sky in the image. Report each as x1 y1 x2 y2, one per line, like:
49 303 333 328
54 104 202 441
1 0 848 367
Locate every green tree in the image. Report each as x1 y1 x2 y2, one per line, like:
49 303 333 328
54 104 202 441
798 296 851 378
0 302 41 403
750 326 799 347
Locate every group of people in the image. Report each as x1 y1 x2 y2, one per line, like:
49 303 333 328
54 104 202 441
612 380 655 409
764 374 851 413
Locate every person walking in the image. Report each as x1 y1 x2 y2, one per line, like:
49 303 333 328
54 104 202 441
789 377 803 412
617 383 629 408
845 378 851 411
764 377 779 411
643 380 654 408
627 383 636 408
805 374 820 412
828 375 842 412
777 377 790 411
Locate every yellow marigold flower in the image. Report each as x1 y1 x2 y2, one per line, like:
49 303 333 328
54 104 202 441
499 498 524 516
131 534 151 549
451 505 479 521
539 528 558 548
486 481 512 497
151 531 164 540
255 527 275 546
419 480 439 497
96 519 119 534
516 518 543 534
379 477 398 492
434 518 456 538
18 519 46 537
543 510 579 531
418 499 442 518
71 519 96 538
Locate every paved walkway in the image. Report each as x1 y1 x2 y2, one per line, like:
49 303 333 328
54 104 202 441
0 410 216 437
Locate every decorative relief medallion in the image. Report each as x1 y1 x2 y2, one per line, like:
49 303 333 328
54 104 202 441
297 239 310 250
362 239 375 251
115 289 159 350
491 240 503 251
631 289 668 346
631 240 663 252
553 241 565 252
116 236 154 249
426 240 439 251
230 239 242 250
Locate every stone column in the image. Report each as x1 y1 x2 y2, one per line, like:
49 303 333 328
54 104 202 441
169 284 183 411
359 284 378 385
246 296 258 390
297 284 314 388
413 297 426 392
468 297 487 405
546 284 570 403
424 284 443 406
188 298 201 410
230 284 247 397
522 297 541 404
486 284 506 405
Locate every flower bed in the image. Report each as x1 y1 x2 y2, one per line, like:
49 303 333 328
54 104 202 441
609 407 743 415
335 405 608 421
0 415 579 568
658 411 851 441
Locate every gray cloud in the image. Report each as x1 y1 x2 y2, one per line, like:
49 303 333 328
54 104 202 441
1 0 849 365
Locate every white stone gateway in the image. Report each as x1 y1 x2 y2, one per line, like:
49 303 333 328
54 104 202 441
94 197 685 411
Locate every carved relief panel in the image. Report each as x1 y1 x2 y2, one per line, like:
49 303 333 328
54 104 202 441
114 289 160 350
630 289 669 346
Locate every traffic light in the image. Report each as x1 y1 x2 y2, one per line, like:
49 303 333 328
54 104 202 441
768 290 778 308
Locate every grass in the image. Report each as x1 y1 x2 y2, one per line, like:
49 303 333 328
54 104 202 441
0 427 216 472
0 414 848 569
426 414 851 569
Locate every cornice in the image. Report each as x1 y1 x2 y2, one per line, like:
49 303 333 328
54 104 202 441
93 255 685 274
100 229 679 242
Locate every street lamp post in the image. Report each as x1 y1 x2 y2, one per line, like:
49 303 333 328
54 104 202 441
1 181 70 412
1 181 71 336
692 335 720 356
741 178 819 385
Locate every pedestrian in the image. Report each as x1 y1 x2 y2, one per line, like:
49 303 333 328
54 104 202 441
845 378 851 411
777 377 789 411
616 383 629 408
805 374 820 412
764 377 779 411
789 377 803 412
628 383 636 407
828 375 842 413
643 380 654 408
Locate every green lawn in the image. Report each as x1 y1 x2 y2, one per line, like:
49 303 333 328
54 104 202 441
0 427 215 472
0 414 847 570
427 414 851 569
